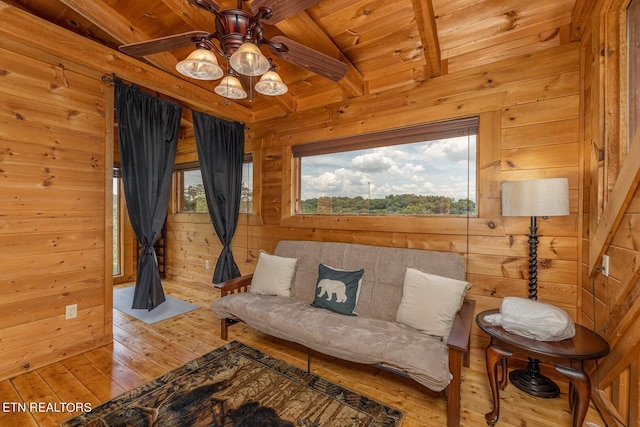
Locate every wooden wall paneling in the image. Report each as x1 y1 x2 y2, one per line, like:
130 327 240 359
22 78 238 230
0 27 112 379
174 137 199 164
597 300 640 389
446 29 565 75
616 367 630 424
502 143 581 171
254 43 579 143
501 119 580 149
631 358 640 426
477 110 501 219
170 43 583 322
502 95 580 128
581 4 597 331
502 68 580 103
593 388 629 427
104 85 114 324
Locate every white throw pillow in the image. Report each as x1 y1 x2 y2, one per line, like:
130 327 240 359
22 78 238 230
249 251 298 297
396 268 471 338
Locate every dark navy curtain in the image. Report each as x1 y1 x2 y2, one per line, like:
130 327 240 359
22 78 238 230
192 111 244 283
115 80 181 310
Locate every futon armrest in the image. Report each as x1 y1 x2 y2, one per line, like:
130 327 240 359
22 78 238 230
447 299 475 353
215 274 254 297
446 299 474 427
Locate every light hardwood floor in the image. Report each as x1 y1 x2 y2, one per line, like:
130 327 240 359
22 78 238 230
1 280 606 426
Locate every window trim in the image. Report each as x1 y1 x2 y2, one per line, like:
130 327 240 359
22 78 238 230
598 0 636 216
626 0 639 153
291 116 478 158
112 166 122 278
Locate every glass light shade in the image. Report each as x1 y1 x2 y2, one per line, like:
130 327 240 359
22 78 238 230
501 178 570 217
214 75 247 99
176 48 224 80
229 42 270 76
255 70 288 96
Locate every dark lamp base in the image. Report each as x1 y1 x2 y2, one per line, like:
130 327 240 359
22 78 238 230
509 369 560 399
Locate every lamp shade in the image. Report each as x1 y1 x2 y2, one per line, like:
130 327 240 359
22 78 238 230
501 178 569 217
229 42 271 76
175 48 223 80
214 75 247 99
255 70 288 96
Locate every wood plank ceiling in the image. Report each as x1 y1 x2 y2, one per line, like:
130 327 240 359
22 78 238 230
9 0 580 120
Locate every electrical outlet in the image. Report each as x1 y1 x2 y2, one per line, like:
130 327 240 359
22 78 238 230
65 304 77 320
602 255 610 277
205 260 210 269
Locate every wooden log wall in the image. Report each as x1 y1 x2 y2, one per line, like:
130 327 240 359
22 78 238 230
169 40 583 358
0 40 113 379
0 2 246 380
580 0 640 424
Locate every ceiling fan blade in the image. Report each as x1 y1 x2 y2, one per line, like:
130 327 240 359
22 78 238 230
186 0 221 13
119 31 212 57
251 0 323 24
269 36 348 82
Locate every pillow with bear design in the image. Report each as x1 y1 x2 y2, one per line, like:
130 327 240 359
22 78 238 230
311 263 364 316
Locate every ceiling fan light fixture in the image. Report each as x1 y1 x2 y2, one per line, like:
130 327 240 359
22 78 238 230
255 70 288 96
229 42 271 76
176 48 224 80
214 75 248 99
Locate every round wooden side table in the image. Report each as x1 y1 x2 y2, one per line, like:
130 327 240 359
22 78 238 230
476 309 610 427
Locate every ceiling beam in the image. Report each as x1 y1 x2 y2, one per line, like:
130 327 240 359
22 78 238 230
410 0 441 78
161 0 216 33
57 0 258 115
58 0 184 74
275 12 364 98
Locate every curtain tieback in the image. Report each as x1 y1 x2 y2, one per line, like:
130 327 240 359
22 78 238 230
142 246 155 256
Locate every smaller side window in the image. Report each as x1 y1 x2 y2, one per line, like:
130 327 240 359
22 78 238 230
180 169 207 213
176 154 253 213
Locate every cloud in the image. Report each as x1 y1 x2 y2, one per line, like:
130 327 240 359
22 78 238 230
351 151 395 173
419 136 476 165
302 168 369 197
300 136 476 201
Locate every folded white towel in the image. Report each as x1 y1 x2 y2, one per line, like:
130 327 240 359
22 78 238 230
484 297 575 341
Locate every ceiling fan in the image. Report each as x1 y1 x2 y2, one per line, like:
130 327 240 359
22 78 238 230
119 0 349 99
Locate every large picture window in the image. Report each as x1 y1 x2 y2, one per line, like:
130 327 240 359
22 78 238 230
293 117 477 216
176 154 253 213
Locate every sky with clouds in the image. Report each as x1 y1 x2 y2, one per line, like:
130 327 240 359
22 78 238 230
300 135 476 202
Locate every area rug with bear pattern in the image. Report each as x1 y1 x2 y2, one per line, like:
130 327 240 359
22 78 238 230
60 340 404 426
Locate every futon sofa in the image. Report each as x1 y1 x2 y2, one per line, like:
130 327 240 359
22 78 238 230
210 240 475 427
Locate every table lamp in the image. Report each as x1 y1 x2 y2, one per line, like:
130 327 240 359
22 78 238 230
501 177 570 398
